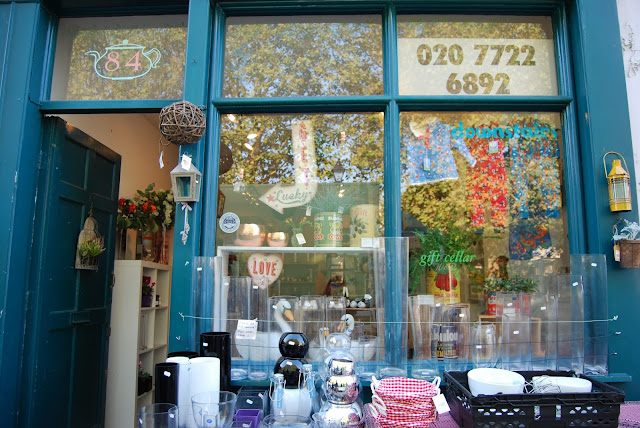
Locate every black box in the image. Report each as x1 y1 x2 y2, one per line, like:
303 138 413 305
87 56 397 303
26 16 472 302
444 370 625 428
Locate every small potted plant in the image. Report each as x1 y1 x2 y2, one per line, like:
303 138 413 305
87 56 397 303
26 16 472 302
137 360 152 396
481 274 538 315
409 224 481 299
612 218 640 268
309 185 356 247
141 276 154 307
75 236 106 270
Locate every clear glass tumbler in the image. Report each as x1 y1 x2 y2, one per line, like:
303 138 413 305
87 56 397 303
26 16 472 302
139 403 178 428
470 322 498 368
191 391 237 428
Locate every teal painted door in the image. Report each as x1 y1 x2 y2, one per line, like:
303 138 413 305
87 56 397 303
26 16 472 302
25 118 120 427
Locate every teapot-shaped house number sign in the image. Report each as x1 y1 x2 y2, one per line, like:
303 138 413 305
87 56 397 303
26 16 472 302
86 40 161 81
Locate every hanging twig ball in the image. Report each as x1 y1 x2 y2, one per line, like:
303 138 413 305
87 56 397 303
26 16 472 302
159 101 206 145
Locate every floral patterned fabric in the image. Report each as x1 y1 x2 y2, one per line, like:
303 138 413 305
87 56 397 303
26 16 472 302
465 124 509 230
404 118 476 185
509 219 552 260
509 118 561 219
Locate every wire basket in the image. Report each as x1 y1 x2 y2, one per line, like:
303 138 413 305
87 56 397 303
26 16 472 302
445 370 625 428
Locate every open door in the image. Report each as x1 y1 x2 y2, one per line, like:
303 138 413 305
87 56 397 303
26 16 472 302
23 118 121 427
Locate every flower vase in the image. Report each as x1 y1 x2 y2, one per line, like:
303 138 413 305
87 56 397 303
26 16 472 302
291 228 302 247
141 294 153 307
142 231 155 261
115 228 127 260
159 228 169 264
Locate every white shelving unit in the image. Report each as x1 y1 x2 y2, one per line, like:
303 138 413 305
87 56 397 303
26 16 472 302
105 260 172 428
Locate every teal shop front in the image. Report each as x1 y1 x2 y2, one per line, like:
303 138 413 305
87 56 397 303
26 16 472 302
0 0 638 426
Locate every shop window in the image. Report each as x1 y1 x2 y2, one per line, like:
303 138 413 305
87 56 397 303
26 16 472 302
401 111 569 318
216 111 383 297
223 16 383 98
51 15 187 101
397 15 558 96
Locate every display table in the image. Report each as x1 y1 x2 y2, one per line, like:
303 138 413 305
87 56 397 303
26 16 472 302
620 401 640 427
433 412 461 428
431 401 640 428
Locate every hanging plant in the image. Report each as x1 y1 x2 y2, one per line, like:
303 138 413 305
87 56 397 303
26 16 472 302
612 218 640 268
75 214 105 270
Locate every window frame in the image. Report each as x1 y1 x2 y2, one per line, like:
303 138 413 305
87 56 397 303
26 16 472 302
202 1 583 378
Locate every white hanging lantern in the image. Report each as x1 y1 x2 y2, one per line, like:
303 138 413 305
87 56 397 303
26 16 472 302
170 154 202 203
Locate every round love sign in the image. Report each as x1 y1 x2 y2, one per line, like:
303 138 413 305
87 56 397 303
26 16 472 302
247 252 283 289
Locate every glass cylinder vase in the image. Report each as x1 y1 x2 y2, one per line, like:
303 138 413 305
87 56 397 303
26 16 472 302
300 295 326 364
372 237 409 378
141 231 155 261
409 295 441 379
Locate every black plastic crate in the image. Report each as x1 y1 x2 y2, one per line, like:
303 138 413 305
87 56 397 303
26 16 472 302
444 370 625 428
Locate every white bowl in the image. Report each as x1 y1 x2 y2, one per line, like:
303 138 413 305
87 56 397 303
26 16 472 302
467 368 525 396
532 376 592 393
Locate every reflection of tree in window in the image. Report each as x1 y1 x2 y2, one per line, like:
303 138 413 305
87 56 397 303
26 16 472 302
397 17 550 39
219 114 384 187
223 18 383 98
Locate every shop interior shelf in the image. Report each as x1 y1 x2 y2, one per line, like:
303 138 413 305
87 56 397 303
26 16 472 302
217 245 375 255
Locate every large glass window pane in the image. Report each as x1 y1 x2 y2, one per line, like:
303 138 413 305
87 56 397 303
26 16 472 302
217 112 383 293
397 16 557 96
51 15 187 100
401 112 568 318
223 16 383 98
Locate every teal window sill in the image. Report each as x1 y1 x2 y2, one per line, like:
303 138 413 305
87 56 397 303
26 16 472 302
231 373 631 388
590 373 632 383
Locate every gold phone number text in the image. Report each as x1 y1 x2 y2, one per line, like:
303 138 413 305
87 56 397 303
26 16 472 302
417 44 538 95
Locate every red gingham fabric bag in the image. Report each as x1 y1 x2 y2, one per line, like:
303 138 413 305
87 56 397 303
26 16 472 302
367 377 440 427
371 376 439 405
365 403 437 428
371 394 436 417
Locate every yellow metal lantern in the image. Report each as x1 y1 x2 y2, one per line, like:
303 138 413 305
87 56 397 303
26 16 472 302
603 152 632 212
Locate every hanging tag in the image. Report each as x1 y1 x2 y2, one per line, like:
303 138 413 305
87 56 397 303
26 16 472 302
181 154 192 170
202 342 209 347
306 206 312 216
423 156 431 171
489 140 499 154
245 399 253 405
159 150 164 169
433 394 450 414
236 319 258 340
338 206 344 214
296 233 306 245
164 371 171 377
614 244 621 262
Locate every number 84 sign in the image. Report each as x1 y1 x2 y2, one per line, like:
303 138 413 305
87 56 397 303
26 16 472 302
86 40 161 81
